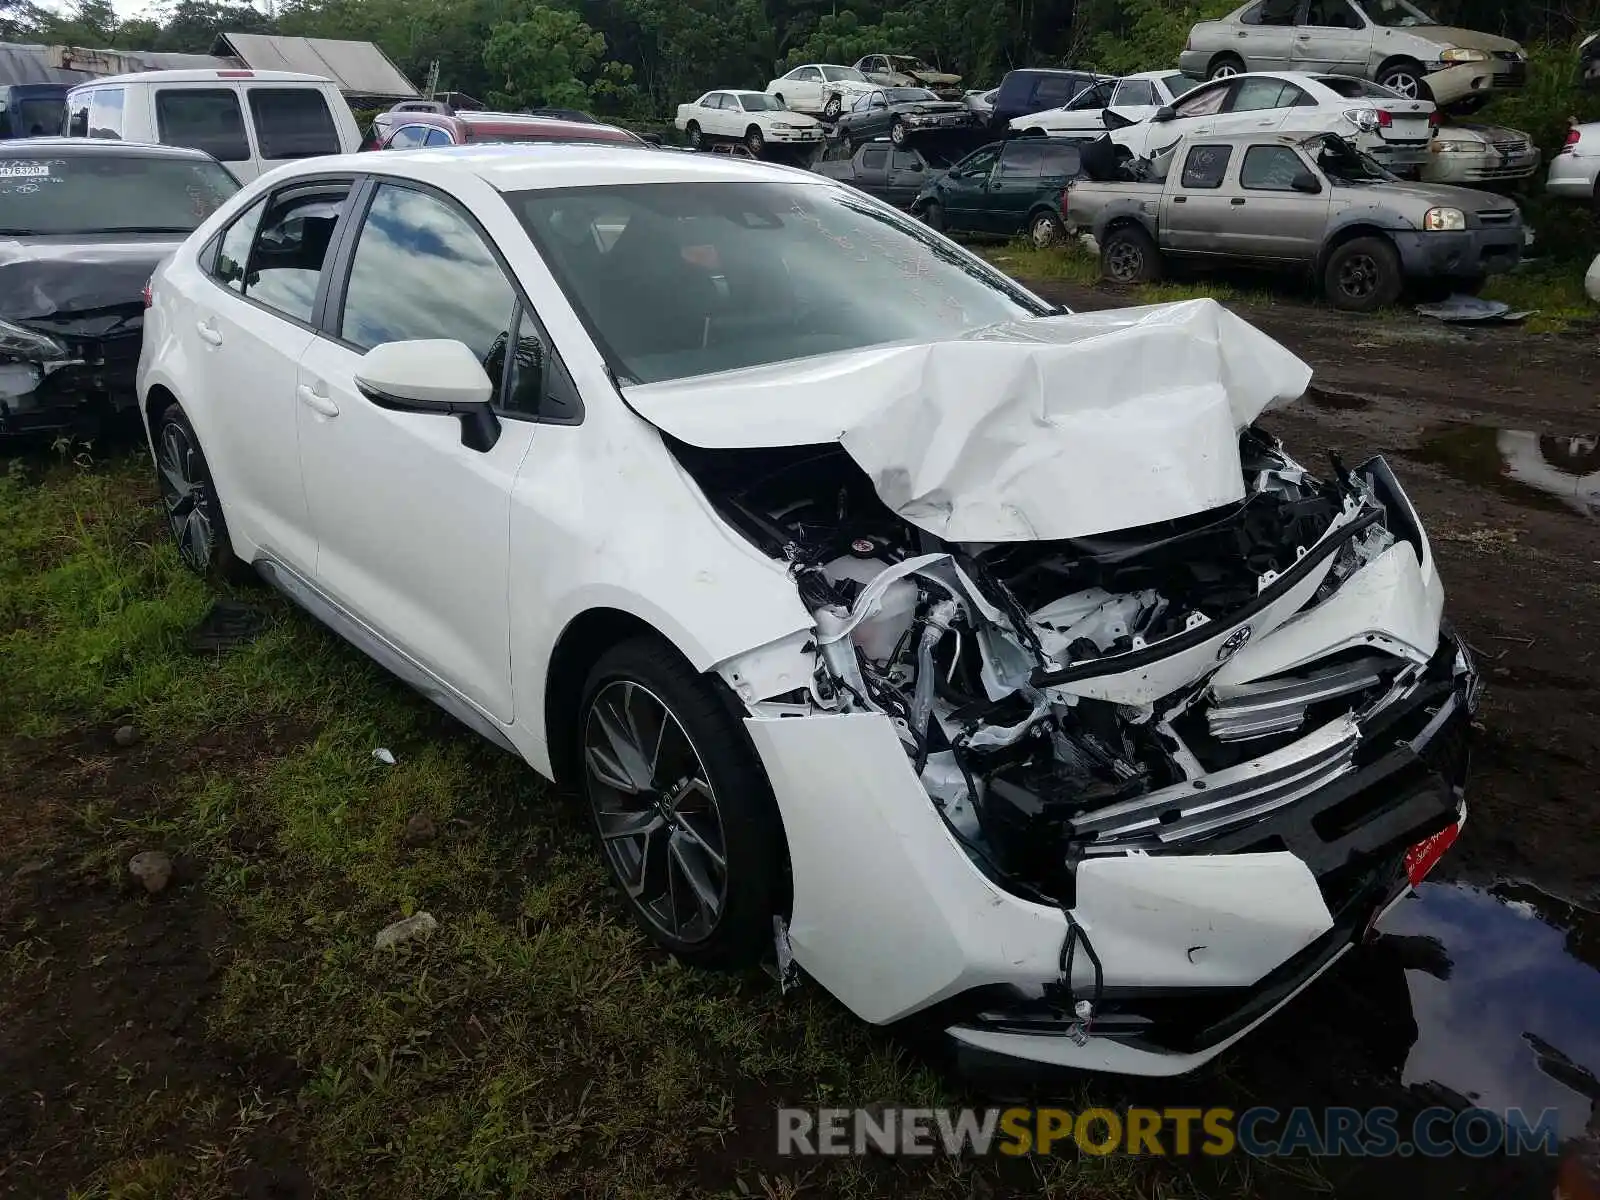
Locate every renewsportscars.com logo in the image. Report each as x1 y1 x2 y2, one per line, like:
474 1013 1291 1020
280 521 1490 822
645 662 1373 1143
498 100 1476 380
776 1106 1562 1159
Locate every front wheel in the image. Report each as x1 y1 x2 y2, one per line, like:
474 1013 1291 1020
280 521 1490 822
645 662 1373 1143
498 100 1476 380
823 95 843 120
579 637 786 967
745 125 765 155
889 118 907 146
686 121 703 150
1100 224 1163 283
1324 236 1402 312
153 403 250 583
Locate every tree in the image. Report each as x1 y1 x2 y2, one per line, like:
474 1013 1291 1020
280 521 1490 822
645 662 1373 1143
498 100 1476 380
483 5 607 110
0 0 42 41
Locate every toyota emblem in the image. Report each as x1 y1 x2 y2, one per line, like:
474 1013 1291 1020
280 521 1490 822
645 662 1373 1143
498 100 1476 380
1217 626 1254 662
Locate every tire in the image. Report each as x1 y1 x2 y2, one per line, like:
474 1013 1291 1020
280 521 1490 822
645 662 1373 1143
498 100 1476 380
686 121 703 150
889 117 907 146
1028 208 1065 249
1324 236 1402 312
745 125 765 155
578 636 785 968
823 95 843 120
1209 53 1245 81
1100 224 1163 284
919 201 946 232
152 403 252 583
1377 61 1430 102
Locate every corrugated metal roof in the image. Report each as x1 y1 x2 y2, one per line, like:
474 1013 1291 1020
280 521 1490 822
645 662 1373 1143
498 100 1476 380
0 42 93 87
215 33 418 98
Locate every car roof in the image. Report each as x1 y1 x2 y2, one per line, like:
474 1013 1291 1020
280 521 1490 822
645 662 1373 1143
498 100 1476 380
378 110 638 142
259 142 832 194
0 136 218 161
1123 69 1196 82
1006 67 1103 78
68 68 331 88
717 89 769 98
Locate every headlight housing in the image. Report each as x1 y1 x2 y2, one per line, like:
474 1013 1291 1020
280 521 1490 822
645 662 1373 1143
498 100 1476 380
0 316 67 363
1431 139 1482 154
1440 47 1490 64
1424 207 1467 231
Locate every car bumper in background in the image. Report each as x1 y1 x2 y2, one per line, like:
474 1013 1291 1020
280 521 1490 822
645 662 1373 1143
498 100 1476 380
1366 141 1431 173
1422 145 1541 184
1546 153 1600 200
1393 227 1523 279
1425 58 1527 106
765 127 825 143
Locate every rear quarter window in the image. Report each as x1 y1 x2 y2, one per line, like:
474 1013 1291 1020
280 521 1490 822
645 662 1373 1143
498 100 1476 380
248 88 341 160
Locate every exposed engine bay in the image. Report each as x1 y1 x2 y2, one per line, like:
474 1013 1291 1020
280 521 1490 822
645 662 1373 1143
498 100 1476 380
672 426 1449 906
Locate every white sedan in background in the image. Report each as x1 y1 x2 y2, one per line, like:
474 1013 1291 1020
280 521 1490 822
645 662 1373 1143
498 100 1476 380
1114 70 1436 175
765 64 876 120
136 143 1478 1080
675 90 825 154
1011 71 1201 137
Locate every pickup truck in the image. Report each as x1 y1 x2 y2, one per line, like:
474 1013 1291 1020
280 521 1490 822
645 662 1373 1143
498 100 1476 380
812 140 951 207
1066 130 1524 312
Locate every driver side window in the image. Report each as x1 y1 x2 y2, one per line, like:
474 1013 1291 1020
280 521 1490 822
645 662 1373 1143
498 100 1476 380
953 146 999 179
1305 0 1363 28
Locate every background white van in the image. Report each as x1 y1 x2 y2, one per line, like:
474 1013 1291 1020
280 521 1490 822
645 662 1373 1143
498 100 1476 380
64 70 361 181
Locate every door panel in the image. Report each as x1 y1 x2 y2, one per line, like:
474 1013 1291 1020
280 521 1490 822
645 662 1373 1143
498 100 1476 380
296 181 534 721
1292 0 1373 73
987 142 1046 232
1161 142 1237 252
1224 145 1330 258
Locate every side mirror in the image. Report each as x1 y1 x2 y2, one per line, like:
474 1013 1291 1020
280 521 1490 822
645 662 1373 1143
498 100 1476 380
355 339 502 452
1291 170 1323 194
1152 105 1176 123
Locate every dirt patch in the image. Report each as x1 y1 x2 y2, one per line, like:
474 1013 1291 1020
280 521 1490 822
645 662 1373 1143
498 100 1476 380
1 725 315 1199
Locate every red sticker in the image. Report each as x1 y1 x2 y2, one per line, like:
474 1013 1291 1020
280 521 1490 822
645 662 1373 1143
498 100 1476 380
1404 821 1461 887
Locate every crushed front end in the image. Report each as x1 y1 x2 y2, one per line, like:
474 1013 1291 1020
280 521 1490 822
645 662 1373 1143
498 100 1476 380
680 421 1478 1076
0 310 144 436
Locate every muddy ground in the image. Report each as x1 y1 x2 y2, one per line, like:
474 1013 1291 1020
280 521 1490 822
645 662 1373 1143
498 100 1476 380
3 288 1598 1198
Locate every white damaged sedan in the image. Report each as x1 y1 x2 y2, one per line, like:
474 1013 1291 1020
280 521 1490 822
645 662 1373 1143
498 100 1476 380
137 144 1480 1077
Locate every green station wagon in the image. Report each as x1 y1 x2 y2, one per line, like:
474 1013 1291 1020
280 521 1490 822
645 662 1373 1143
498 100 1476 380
911 137 1089 246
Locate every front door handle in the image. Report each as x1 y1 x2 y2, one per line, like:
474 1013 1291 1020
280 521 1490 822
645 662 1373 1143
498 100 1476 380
1231 197 1247 205
296 383 340 418
196 320 222 346
1174 195 1188 203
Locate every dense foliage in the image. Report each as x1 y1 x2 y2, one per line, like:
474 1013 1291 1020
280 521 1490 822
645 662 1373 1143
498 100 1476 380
9 0 1600 129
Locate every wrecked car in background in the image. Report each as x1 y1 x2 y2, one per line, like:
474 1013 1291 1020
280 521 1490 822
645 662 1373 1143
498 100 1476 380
140 147 1478 1078
2 138 238 436
854 54 964 100
1420 121 1540 186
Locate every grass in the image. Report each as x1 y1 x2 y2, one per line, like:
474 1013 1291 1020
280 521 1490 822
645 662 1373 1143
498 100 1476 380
3 449 1195 1199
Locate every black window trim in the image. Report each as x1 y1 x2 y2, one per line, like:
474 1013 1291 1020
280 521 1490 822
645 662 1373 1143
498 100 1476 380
319 174 584 427
200 173 362 336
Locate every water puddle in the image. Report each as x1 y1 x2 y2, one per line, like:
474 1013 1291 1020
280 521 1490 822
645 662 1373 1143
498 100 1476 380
1377 880 1600 1139
1413 425 1599 520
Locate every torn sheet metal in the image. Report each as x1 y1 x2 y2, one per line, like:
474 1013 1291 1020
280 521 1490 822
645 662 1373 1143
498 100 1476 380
0 236 181 325
624 299 1312 543
1414 296 1534 324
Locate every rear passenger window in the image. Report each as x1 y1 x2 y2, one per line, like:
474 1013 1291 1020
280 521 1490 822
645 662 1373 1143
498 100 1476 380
248 89 340 160
157 89 250 162
385 125 428 149
998 142 1045 179
338 183 515 407
1038 142 1083 177
243 183 352 322
1180 144 1232 189
87 88 124 139
212 198 266 294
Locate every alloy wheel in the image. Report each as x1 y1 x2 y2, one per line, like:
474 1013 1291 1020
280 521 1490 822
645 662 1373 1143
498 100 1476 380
1338 253 1380 300
1382 72 1421 99
1212 62 1240 79
156 420 214 573
584 680 729 945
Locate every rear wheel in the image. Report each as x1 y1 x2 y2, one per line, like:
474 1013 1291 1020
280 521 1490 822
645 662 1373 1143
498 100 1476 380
746 125 765 155
1209 53 1245 81
153 403 251 583
1324 236 1402 312
579 637 785 968
1029 209 1065 249
686 121 703 150
1101 224 1163 283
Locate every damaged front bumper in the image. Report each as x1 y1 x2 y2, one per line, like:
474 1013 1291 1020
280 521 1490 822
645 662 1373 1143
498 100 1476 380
0 322 142 436
730 451 1479 1077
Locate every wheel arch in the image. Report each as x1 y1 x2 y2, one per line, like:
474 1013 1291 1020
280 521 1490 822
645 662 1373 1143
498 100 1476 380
1208 50 1245 76
1317 222 1397 272
1375 55 1430 96
142 383 179 444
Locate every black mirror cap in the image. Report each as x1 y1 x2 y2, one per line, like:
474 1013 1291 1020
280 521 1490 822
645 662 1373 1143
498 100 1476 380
1152 105 1176 122
356 383 502 452
1292 172 1323 194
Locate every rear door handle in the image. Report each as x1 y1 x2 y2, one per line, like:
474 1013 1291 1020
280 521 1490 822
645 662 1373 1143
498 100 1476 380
196 320 222 346
1231 198 1247 205
296 383 340 418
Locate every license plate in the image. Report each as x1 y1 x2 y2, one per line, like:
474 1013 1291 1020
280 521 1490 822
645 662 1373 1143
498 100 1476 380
1404 821 1461 887
0 161 48 179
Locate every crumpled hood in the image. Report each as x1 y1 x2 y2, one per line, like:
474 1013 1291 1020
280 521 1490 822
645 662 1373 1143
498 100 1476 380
899 101 967 115
625 299 1312 542
1400 26 1521 53
907 69 962 85
0 235 181 324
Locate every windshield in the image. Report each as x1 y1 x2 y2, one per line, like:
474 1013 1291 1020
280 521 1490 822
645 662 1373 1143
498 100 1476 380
739 94 785 112
512 181 1049 385
886 88 940 104
1304 133 1395 183
1163 74 1202 99
822 67 868 83
1351 0 1436 27
888 57 937 73
0 153 239 235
